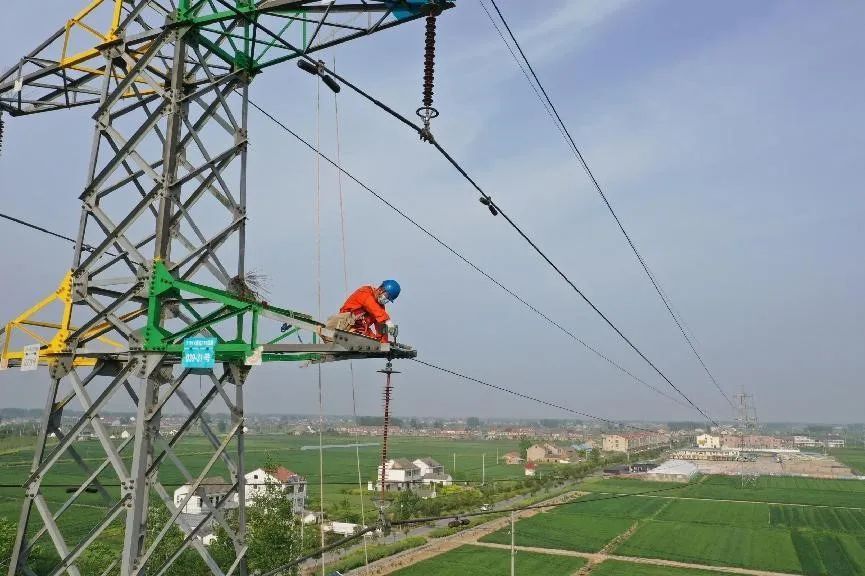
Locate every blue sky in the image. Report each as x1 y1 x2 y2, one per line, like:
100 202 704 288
0 1 863 423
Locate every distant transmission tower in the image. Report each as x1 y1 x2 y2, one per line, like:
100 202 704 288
735 388 759 488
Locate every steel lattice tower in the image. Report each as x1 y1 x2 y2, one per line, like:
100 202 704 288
735 388 759 488
0 2 452 574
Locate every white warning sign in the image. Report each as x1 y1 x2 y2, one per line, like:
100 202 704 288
21 344 40 372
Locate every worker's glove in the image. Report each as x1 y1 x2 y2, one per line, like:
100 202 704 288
385 320 398 339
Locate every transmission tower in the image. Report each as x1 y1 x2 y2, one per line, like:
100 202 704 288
734 388 759 488
0 2 453 574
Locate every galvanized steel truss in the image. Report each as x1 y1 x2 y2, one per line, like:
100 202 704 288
0 1 448 574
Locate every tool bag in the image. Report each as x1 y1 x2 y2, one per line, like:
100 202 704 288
324 312 355 332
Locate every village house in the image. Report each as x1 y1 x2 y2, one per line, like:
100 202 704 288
526 443 578 464
173 477 237 516
372 457 453 491
502 451 525 465
245 466 307 514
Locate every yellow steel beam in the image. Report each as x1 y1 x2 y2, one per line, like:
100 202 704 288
60 0 125 69
0 271 130 370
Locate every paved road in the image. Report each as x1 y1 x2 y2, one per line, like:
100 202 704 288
303 482 583 574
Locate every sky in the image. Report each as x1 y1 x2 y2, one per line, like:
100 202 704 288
0 1 863 424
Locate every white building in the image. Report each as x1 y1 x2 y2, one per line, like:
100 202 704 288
673 448 739 461
413 458 444 477
377 458 422 490
120 430 131 440
645 460 699 483
827 437 846 449
245 466 307 514
173 477 238 515
696 434 720 449
794 436 823 449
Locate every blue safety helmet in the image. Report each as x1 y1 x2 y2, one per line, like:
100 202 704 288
380 279 401 302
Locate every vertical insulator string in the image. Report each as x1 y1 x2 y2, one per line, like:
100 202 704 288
422 14 437 109
416 9 440 139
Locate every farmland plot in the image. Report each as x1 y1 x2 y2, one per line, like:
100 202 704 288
615 521 803 574
657 499 770 527
480 508 633 553
679 475 865 508
390 545 585 576
771 504 865 533
790 530 865 576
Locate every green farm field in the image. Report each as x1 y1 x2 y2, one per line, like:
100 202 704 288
0 434 522 547
582 474 865 508
485 475 865 575
390 545 586 576
479 499 639 553
616 521 804 573
833 447 865 475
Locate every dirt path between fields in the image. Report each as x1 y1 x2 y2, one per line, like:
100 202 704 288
343 490 585 575
475 542 802 576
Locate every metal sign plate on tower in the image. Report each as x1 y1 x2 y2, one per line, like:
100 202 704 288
182 337 216 369
20 344 39 371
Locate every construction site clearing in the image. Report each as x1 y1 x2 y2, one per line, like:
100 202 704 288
691 453 857 479
606 453 857 482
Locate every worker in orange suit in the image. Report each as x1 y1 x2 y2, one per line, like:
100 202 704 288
324 280 401 342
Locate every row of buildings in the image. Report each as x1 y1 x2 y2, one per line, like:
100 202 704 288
602 432 670 454
697 433 845 451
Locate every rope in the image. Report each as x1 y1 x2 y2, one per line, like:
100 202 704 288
334 55 370 572
314 75 326 576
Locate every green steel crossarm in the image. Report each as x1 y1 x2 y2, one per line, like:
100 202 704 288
190 31 239 69
265 327 301 345
166 305 248 344
179 301 228 344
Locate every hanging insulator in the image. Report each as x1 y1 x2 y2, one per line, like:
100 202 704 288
422 14 437 109
416 7 441 141
0 111 5 157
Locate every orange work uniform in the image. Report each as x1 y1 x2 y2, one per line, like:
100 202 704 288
339 286 390 342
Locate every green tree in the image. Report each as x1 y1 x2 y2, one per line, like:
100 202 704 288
392 489 422 521
246 485 305 574
466 417 481 429
518 437 532 459
1 517 16 571
144 503 209 576
78 541 119 575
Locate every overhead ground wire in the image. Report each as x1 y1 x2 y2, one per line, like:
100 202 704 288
214 0 719 424
246 98 688 409
482 0 734 410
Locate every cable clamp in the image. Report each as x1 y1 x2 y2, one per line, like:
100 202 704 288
479 196 499 216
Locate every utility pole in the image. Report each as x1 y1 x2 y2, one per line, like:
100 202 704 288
510 510 516 576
